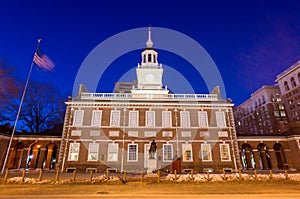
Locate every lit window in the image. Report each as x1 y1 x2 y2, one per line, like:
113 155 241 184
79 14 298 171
201 144 212 161
91 110 102 126
163 144 173 162
68 143 80 161
220 144 231 161
73 110 84 126
107 143 118 162
146 111 155 127
216 111 226 127
162 111 172 127
180 111 190 127
110 110 120 127
128 144 138 161
198 111 208 127
182 144 193 161
88 143 99 161
129 111 139 127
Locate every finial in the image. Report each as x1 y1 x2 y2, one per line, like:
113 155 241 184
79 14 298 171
146 26 153 48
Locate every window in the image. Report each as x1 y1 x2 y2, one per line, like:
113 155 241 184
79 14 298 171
68 143 80 161
180 111 190 127
146 111 155 127
291 77 297 88
262 95 266 103
148 54 151 62
107 143 118 162
129 111 139 127
144 131 156 137
73 110 84 126
90 131 100 136
109 131 119 137
218 131 228 137
220 144 231 161
128 144 138 161
198 111 208 127
110 110 120 126
71 130 81 136
216 111 226 127
162 111 172 127
88 143 99 161
162 131 173 137
284 81 289 91
163 144 173 162
201 144 212 161
91 110 102 126
181 131 191 137
200 131 210 137
182 144 193 161
128 131 138 137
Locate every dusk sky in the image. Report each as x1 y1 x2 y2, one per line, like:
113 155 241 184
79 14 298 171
1 0 300 105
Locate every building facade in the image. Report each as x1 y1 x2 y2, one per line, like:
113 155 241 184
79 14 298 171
56 29 241 173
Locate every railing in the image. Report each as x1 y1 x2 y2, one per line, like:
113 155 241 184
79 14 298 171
80 92 219 101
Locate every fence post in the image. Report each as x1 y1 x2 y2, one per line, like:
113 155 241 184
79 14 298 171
157 169 161 183
285 170 289 180
238 169 242 180
253 170 257 180
72 169 77 182
141 171 144 183
55 169 60 182
174 170 177 180
38 170 43 181
3 170 9 182
190 169 194 180
123 170 127 182
207 171 210 181
21 170 26 183
269 170 273 180
106 170 110 179
223 170 227 181
90 171 93 182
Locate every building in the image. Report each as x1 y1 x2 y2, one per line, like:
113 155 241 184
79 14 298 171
276 61 300 128
56 28 241 173
114 81 137 93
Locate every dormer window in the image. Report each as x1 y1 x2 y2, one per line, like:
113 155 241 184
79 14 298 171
143 54 146 63
148 54 152 62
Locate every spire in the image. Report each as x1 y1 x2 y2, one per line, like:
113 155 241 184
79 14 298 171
146 26 153 48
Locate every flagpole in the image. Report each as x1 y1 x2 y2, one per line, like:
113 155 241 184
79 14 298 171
1 39 42 173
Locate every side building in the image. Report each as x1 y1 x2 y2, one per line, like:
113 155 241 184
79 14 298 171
57 29 241 173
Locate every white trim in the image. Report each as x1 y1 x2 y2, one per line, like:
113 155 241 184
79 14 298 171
87 143 99 161
180 111 190 127
216 111 226 127
129 110 139 127
73 110 84 126
146 110 155 127
201 143 212 162
107 143 119 162
127 144 138 162
91 110 102 127
68 143 80 161
198 111 208 127
110 110 121 127
162 111 172 127
182 143 193 162
163 144 173 162
220 143 231 161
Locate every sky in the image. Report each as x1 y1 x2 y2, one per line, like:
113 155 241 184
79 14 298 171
1 0 300 105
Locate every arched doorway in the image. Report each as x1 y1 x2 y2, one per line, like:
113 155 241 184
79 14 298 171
26 143 42 169
257 143 272 169
241 143 255 170
273 143 288 169
8 142 24 169
45 143 58 170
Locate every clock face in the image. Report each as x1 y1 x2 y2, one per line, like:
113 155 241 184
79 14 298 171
145 73 155 83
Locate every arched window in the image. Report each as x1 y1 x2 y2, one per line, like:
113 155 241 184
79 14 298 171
153 55 156 63
258 98 262 106
270 94 275 102
257 143 272 169
273 143 288 169
291 77 296 88
284 81 289 91
241 144 256 170
262 95 266 103
254 101 258 108
143 54 146 63
148 54 152 62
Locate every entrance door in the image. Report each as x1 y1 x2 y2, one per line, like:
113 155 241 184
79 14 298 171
144 144 157 173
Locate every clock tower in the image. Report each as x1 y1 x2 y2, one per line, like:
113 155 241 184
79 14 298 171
131 27 169 98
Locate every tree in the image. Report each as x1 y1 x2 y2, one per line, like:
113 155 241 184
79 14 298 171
19 80 65 133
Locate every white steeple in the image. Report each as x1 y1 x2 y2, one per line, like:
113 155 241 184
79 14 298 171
146 26 153 48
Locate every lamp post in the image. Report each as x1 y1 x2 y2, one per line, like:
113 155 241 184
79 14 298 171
174 108 179 157
121 107 127 172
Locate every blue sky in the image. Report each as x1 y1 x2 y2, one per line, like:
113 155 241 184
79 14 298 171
1 0 300 105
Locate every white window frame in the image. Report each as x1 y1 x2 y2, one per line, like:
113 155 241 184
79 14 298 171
201 143 212 162
88 143 99 161
162 131 173 137
220 143 231 161
73 110 84 126
216 111 226 127
107 143 119 162
90 130 100 137
144 131 156 137
182 143 193 162
181 131 191 137
128 131 138 137
162 111 172 127
109 131 119 137
163 144 173 162
218 131 228 137
71 130 81 136
146 111 155 127
180 111 190 127
129 110 139 127
91 110 102 127
68 143 80 161
110 110 121 127
128 144 138 162
200 131 210 137
198 111 208 127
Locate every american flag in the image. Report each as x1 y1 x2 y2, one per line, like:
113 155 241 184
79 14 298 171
33 48 54 71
